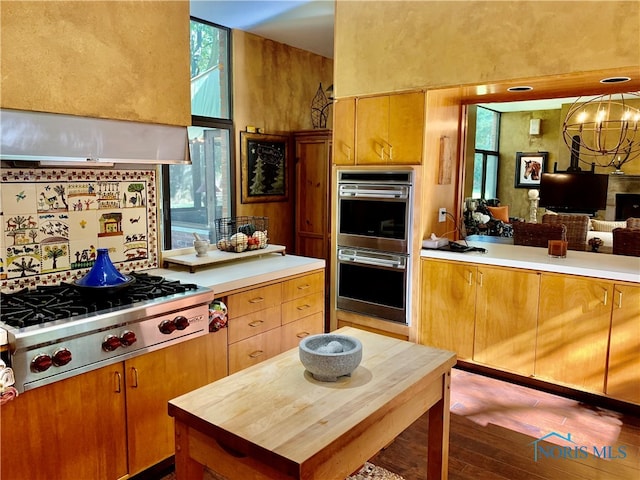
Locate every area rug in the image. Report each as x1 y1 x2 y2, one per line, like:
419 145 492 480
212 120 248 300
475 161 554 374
159 462 405 480
345 462 405 480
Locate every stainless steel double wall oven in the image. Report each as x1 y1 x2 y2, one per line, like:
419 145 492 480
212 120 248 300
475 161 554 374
336 170 413 324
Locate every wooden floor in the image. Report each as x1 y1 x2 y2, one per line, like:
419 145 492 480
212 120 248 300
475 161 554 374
371 368 640 480
152 368 639 480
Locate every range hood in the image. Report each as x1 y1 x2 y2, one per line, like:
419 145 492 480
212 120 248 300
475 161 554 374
0 109 191 166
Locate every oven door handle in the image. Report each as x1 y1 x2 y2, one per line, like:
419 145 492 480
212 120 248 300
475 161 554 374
338 186 409 199
343 191 406 199
339 252 405 269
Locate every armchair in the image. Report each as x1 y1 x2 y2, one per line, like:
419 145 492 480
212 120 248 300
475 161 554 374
541 214 589 250
463 198 514 238
612 228 640 257
513 222 567 248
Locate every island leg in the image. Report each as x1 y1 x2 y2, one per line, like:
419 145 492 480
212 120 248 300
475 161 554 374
427 370 451 480
174 421 205 480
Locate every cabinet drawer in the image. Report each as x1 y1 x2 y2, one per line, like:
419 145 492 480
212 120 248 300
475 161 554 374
228 305 281 344
228 328 282 374
280 312 324 352
227 284 282 318
282 271 323 302
281 292 324 325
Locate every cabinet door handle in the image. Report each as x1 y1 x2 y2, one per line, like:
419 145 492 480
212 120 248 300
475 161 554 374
297 304 311 311
296 331 310 339
344 145 352 162
114 371 122 393
467 271 473 286
477 271 483 287
388 144 394 161
249 350 264 358
616 290 623 308
602 289 608 306
248 320 264 327
131 367 139 388
248 296 264 304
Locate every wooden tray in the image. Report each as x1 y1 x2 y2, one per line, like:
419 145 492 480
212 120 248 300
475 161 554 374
161 244 286 273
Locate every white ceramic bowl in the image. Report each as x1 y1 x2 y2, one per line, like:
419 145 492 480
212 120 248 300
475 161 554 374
299 334 363 382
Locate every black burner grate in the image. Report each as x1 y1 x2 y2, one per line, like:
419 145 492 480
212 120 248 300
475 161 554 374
0 272 198 328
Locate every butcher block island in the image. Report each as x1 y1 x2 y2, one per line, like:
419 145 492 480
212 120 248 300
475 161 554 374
168 327 456 480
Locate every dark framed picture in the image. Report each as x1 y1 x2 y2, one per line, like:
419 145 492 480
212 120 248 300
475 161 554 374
240 132 289 203
514 151 548 188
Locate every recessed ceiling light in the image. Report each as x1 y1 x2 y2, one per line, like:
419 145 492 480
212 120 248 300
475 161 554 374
600 76 631 84
508 86 533 92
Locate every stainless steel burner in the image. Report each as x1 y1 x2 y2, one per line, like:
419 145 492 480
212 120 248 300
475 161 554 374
0 272 214 393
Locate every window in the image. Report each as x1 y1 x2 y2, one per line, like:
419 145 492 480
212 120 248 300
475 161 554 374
472 106 501 199
162 18 233 249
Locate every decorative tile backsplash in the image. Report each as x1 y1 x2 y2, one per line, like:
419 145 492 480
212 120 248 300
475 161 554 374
1 168 158 292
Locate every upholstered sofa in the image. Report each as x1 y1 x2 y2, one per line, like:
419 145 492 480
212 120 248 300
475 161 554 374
585 219 627 248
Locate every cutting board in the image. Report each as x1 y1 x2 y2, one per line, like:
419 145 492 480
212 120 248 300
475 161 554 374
161 244 286 273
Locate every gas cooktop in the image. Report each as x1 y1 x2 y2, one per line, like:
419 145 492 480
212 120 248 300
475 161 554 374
0 272 216 393
0 272 199 329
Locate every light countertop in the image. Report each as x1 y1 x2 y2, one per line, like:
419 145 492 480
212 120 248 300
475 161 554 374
147 251 326 296
0 252 324 349
421 241 640 284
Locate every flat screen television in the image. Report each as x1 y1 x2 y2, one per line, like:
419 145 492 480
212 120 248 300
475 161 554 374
539 172 609 215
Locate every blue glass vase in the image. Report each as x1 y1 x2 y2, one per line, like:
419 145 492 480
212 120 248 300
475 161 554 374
76 248 129 287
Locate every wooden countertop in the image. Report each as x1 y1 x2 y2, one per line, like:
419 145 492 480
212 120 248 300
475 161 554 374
421 241 640 283
168 327 456 475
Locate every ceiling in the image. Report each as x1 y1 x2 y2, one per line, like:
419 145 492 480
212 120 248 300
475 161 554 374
190 0 335 58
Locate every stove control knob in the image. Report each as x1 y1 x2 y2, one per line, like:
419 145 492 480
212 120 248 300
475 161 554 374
120 330 137 347
159 319 177 335
173 315 189 331
102 335 121 352
52 348 72 367
31 354 53 373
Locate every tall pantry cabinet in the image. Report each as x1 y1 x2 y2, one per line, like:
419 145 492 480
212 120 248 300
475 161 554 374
294 129 332 329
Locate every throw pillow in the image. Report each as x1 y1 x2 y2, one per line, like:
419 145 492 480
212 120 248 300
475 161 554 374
487 206 509 223
591 219 627 232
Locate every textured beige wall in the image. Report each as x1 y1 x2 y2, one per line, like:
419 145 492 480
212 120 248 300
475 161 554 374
232 31 333 249
334 0 640 97
497 109 562 219
1 0 190 125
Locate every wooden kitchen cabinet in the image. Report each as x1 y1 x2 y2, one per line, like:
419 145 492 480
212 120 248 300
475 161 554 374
419 259 538 376
332 97 355 165
0 332 227 480
294 130 331 260
282 271 324 306
294 130 332 325
281 312 324 352
536 274 613 393
473 265 539 376
356 92 424 165
226 270 325 374
0 363 128 480
419 259 476 359
125 331 227 476
606 283 640 404
227 283 282 318
229 328 283 373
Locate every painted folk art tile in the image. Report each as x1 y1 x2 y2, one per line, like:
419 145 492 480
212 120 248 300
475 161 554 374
0 168 158 291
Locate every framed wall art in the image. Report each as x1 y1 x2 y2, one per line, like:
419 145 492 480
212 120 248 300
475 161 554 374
514 151 548 188
240 132 289 203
